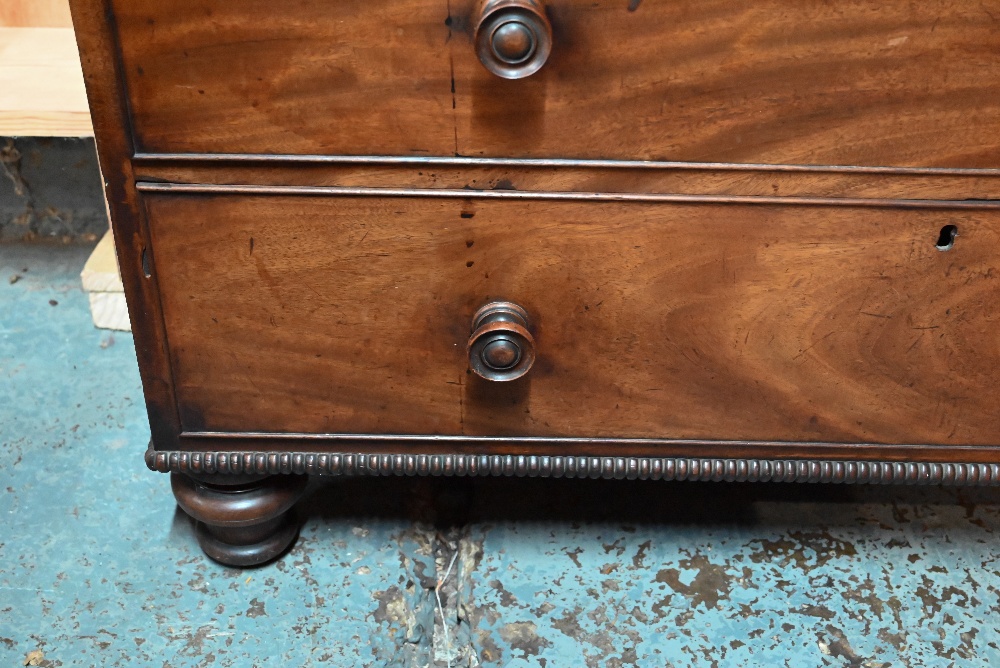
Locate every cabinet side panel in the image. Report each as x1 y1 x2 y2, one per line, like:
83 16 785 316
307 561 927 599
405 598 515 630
69 0 181 447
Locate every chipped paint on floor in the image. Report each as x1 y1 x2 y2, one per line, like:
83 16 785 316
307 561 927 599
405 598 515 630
2 243 999 667
458 481 1000 667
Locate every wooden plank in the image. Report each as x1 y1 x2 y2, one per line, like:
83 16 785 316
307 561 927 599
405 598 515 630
0 27 92 136
81 230 123 293
0 110 92 136
82 231 130 331
0 0 73 28
145 193 1000 446
87 292 131 331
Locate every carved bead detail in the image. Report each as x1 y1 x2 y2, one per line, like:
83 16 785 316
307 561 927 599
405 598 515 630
146 448 1000 486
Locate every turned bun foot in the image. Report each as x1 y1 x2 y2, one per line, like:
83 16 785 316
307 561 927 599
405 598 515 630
171 473 308 567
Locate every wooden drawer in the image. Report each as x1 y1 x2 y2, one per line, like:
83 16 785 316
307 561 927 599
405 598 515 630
111 0 1000 167
141 187 1000 446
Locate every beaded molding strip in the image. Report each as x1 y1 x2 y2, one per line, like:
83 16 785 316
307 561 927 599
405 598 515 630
146 450 1000 486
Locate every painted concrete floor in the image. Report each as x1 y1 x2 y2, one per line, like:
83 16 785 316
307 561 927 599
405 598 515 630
2 243 1000 667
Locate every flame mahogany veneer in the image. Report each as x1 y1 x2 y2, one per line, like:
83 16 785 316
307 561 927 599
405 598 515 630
70 0 1000 565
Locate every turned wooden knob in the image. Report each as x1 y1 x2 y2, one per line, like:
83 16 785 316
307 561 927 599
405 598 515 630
474 0 552 80
468 301 536 381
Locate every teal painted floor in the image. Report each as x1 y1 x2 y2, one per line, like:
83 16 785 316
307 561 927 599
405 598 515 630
2 243 1000 667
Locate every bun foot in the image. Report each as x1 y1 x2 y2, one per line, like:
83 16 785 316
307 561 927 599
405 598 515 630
171 472 308 567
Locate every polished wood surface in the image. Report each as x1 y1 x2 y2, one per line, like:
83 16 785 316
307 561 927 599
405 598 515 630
110 0 1000 167
70 0 1000 564
171 472 307 566
70 0 184 449
144 192 1000 445
66 0 1000 536
133 159 1000 201
468 301 537 381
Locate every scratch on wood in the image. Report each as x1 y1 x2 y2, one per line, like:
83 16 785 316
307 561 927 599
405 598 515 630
792 331 835 361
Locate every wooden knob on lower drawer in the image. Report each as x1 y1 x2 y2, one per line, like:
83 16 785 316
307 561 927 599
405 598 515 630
468 301 536 381
474 0 552 80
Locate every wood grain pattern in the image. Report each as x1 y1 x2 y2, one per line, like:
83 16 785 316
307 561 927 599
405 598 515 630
109 0 1000 167
71 0 1000 500
69 0 182 448
133 160 1000 201
144 193 1000 445
0 27 92 136
0 110 92 136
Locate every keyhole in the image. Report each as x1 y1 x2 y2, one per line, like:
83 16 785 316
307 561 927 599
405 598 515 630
935 225 957 251
141 247 152 278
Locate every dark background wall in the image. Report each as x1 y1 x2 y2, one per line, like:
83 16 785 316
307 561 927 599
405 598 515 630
0 137 107 243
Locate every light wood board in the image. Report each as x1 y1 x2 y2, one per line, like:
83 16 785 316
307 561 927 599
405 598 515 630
81 231 130 331
0 27 92 136
0 0 73 28
81 230 123 293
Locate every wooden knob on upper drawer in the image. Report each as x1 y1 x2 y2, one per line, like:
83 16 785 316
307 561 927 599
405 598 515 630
474 0 552 80
468 301 536 381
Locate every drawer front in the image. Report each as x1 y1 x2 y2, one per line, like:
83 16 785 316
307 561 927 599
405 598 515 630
143 191 1000 445
114 0 1000 167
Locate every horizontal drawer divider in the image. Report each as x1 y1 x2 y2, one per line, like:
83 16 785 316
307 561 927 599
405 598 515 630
132 153 1000 177
136 181 1000 209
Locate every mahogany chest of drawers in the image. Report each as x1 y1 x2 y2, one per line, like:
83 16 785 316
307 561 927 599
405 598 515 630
71 0 1000 565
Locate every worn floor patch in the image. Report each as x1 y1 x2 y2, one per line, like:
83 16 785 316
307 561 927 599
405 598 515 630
458 480 1000 666
2 244 999 667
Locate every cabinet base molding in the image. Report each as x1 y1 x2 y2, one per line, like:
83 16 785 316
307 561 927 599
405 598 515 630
147 448 1000 487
